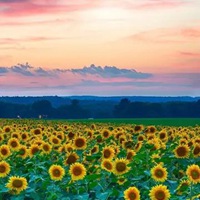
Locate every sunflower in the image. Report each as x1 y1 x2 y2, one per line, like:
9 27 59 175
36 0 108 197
58 145 66 153
29 144 40 157
8 138 20 151
101 159 113 172
0 161 10 177
69 162 86 181
64 152 79 165
0 145 11 159
179 138 188 145
11 132 21 140
68 131 76 140
41 142 52 154
91 124 96 130
151 153 161 160
101 129 111 139
149 185 170 200
134 142 143 152
0 134 4 143
124 186 140 200
56 131 65 141
117 177 127 185
32 128 42 136
174 144 190 158
147 126 157 134
102 146 115 160
192 144 200 157
113 158 130 176
151 164 168 182
137 134 145 142
73 137 87 150
176 180 190 193
49 136 61 146
21 132 29 142
49 164 65 181
6 176 28 194
158 131 168 142
126 150 136 161
86 130 93 138
122 140 134 150
134 125 144 133
17 145 28 159
64 143 73 152
3 126 12 133
90 145 99 154
119 135 126 144
186 164 200 184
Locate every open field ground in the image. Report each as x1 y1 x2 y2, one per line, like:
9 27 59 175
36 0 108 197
69 118 200 127
0 119 199 199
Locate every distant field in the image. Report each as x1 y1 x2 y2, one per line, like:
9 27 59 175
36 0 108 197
68 118 200 127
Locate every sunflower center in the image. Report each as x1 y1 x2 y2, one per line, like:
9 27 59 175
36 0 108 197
75 138 84 147
104 149 111 158
31 147 39 154
128 192 136 200
1 148 8 155
177 146 187 156
5 127 11 132
53 169 61 177
193 146 200 155
127 152 133 160
52 138 59 144
68 132 75 139
73 167 82 176
155 169 164 178
67 155 77 165
159 133 166 139
103 131 109 137
12 180 23 188
0 165 6 173
91 147 97 153
104 162 112 170
191 170 200 179
155 190 165 200
11 141 17 148
134 125 141 131
116 162 126 172
34 129 41 135
22 134 27 139
138 136 144 141
43 144 49 151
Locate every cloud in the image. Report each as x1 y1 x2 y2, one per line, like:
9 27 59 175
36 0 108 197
70 64 152 79
126 27 200 43
0 63 199 96
179 52 200 57
118 0 190 10
0 36 64 45
180 28 200 38
0 67 8 73
0 0 99 17
0 18 73 26
10 63 34 76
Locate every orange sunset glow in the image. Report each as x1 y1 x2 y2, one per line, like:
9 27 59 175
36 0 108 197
0 0 200 96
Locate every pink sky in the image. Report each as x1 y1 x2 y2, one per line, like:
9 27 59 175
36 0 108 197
0 0 200 96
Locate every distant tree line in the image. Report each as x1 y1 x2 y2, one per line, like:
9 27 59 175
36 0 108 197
0 98 200 119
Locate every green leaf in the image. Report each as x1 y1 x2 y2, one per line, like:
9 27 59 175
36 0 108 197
97 192 110 200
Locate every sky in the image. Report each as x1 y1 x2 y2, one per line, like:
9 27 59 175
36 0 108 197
0 0 200 96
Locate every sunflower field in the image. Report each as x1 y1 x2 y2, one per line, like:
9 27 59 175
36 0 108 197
0 119 199 200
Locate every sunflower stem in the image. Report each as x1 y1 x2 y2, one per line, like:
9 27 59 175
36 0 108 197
190 182 193 200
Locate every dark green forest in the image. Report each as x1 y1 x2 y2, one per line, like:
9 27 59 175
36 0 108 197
0 97 200 119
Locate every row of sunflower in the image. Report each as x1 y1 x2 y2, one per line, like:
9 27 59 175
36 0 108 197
0 119 199 199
